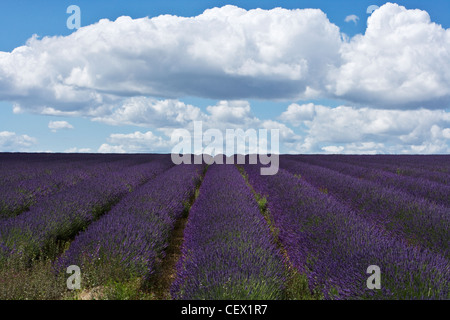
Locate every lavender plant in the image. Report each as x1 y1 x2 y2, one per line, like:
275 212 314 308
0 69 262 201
289 155 450 206
244 163 449 299
280 159 450 258
0 158 173 261
171 164 286 300
55 164 204 286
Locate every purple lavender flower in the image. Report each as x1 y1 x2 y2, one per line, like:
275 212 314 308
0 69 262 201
171 164 286 300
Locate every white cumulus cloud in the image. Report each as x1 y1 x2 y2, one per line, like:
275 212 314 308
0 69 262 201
279 103 450 154
0 5 342 115
0 131 37 151
92 98 205 128
98 131 172 153
48 120 74 132
95 99 302 154
0 3 449 156
329 3 450 109
64 147 92 153
1 4 449 113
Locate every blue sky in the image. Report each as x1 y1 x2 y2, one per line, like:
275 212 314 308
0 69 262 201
0 1 449 154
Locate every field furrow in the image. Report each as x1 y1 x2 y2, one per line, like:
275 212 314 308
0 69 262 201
0 158 173 262
280 159 450 258
243 164 449 299
171 164 286 300
54 164 205 292
0 154 448 300
288 156 450 207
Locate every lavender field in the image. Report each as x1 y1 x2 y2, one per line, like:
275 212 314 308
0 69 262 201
0 153 448 300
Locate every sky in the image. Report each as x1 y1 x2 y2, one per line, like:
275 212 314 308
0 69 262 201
0 0 449 154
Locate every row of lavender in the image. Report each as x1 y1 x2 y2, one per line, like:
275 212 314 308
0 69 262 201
0 154 141 185
283 155 450 185
301 154 450 172
171 165 286 300
287 156 450 207
0 154 447 299
243 164 449 299
55 163 204 283
0 162 123 219
279 159 449 259
0 154 161 219
0 155 174 262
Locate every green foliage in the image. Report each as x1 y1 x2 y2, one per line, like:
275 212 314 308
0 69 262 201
0 257 67 300
318 187 328 194
102 279 155 300
190 276 285 300
283 268 323 300
328 286 340 300
236 165 320 301
256 194 267 212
